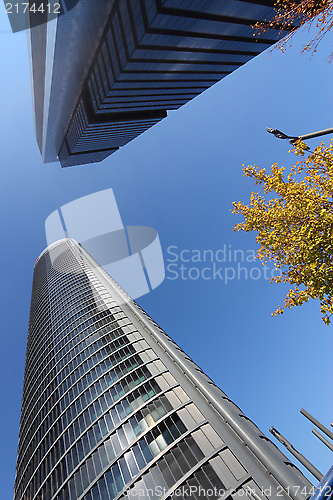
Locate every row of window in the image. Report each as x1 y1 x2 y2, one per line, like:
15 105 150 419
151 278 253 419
25 307 119 390
19 323 132 461
60 413 190 500
19 372 188 500
28 279 113 358
21 312 125 424
16 378 162 500
21 321 125 437
27 273 98 344
83 432 205 500
17 356 155 492
63 394 174 478
17 346 144 484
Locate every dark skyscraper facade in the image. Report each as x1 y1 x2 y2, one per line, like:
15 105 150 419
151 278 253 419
29 0 291 167
15 239 312 500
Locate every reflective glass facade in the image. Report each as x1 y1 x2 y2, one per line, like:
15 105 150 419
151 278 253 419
15 239 312 500
30 0 293 167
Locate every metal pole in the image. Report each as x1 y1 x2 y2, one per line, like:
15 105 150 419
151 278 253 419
312 429 333 452
309 466 333 500
298 128 333 141
270 427 323 481
301 409 333 441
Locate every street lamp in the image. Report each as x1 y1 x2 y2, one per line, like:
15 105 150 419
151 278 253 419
266 126 333 145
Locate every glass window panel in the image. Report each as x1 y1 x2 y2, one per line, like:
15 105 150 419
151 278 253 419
171 447 190 474
118 456 131 484
160 395 173 413
87 428 96 449
130 416 141 437
111 434 122 456
138 439 154 463
152 407 162 421
77 439 85 463
194 468 213 494
144 413 155 428
143 473 158 500
104 470 117 499
155 376 168 391
128 480 145 500
111 408 120 426
155 434 167 452
179 441 198 468
68 478 76 500
90 483 100 500
99 417 108 438
187 476 200 500
99 396 108 414
93 400 103 418
124 450 139 477
97 476 110 500
163 373 176 386
74 470 83 498
146 434 160 457
185 436 205 462
123 421 135 443
132 444 146 470
138 415 149 432
166 421 180 441
104 438 115 462
104 412 113 432
117 427 128 449
157 459 175 489
149 464 167 490
113 463 124 492
98 444 109 468
192 429 214 455
80 462 90 492
92 450 103 477
160 423 174 445
89 405 96 423
203 463 225 491
165 452 183 482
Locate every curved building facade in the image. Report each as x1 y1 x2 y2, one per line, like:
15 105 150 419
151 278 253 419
15 239 312 500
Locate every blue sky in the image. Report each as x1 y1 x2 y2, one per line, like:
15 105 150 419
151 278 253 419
1 4 332 498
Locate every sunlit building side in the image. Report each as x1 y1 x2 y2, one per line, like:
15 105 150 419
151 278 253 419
14 239 312 500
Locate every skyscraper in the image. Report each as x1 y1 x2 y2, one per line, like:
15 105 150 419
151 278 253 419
14 238 312 500
29 0 292 167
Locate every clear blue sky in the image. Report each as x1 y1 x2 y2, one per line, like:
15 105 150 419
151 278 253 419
1 5 332 499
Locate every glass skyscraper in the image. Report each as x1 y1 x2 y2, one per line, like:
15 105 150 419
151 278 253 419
14 239 312 500
29 0 293 167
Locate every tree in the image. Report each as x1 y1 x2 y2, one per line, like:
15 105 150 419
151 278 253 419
232 139 333 324
255 0 333 60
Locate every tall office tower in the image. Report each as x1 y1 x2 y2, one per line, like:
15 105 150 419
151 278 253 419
29 0 292 167
15 238 312 500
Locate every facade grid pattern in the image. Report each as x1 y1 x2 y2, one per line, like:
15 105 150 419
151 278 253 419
15 239 312 500
30 0 294 166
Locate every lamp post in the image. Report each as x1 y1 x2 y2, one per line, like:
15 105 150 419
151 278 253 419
266 127 333 144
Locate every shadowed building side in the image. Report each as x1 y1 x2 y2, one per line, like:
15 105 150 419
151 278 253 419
14 239 312 500
29 0 293 167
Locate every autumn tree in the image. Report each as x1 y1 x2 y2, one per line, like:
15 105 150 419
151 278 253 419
256 0 333 59
232 139 333 324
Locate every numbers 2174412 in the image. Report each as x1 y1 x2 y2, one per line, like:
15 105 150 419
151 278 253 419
5 3 61 14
